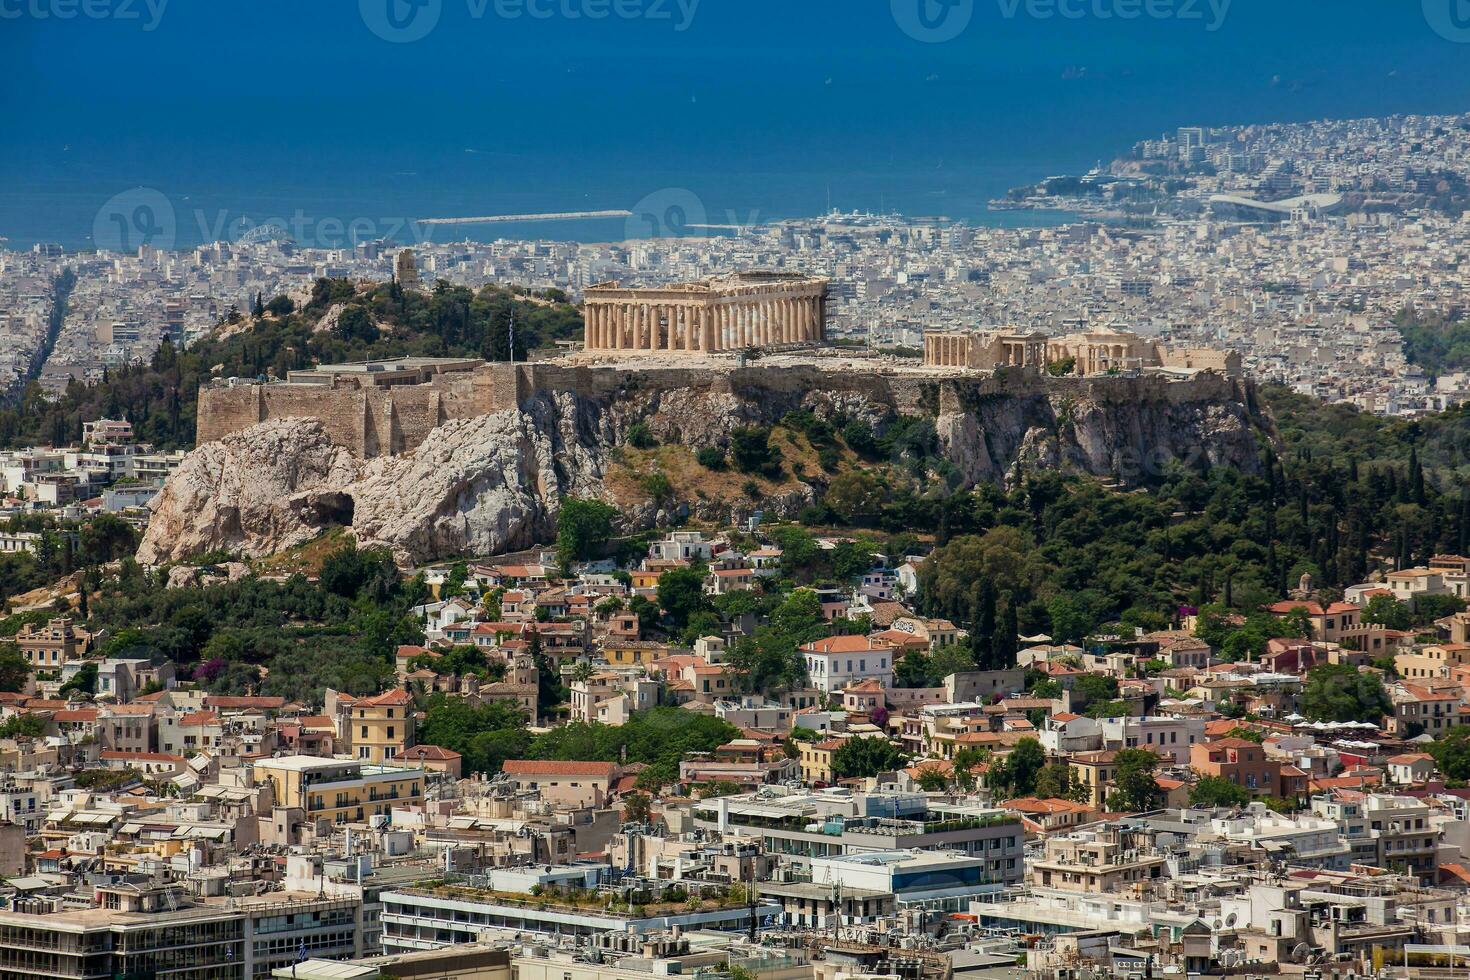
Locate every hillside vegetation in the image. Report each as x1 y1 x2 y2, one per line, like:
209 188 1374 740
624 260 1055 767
0 278 582 450
1395 307 1470 380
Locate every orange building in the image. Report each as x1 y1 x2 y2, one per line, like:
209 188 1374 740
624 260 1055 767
1189 736 1282 796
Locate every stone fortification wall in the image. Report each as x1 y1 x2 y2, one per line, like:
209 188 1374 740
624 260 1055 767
195 360 1249 458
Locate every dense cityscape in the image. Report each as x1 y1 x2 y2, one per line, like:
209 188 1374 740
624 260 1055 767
11 4 1470 978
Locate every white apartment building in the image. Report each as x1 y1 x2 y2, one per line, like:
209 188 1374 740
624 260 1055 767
800 635 895 693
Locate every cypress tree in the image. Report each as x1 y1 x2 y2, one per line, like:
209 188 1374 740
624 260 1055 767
992 600 1019 668
970 581 997 667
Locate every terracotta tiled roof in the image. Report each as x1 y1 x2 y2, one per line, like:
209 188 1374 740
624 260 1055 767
401 744 462 761
802 635 893 654
359 689 413 707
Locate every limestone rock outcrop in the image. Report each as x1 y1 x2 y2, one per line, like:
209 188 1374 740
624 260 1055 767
137 419 362 564
139 370 1267 567
350 411 593 565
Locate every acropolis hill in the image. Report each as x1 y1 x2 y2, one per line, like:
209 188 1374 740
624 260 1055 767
196 275 1251 460
148 274 1263 566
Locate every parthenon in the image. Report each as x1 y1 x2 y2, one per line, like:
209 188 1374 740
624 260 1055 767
582 272 828 353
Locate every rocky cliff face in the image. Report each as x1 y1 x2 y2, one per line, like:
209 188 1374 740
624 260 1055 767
138 371 1265 567
136 419 361 565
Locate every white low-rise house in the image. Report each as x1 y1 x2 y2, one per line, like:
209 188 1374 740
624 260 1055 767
800 635 895 693
649 530 713 562
693 635 727 664
1210 807 1352 870
1039 712 1101 755
715 697 794 730
895 558 924 598
1385 567 1451 604
1096 715 1207 764
1386 752 1436 786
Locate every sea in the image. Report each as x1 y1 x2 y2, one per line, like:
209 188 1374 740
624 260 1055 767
3 0 1470 251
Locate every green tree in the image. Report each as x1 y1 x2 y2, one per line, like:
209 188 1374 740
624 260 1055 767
928 645 977 683
320 545 399 600
0 643 29 693
1074 673 1120 706
627 422 657 449
556 498 618 571
0 713 45 739
728 628 807 694
1033 762 1077 800
59 661 98 697
915 767 950 792
1046 595 1096 644
1300 663 1391 723
417 695 530 775
730 427 780 476
656 568 708 632
527 708 739 787
990 737 1045 798
623 791 654 823
78 514 139 566
1360 594 1411 631
769 589 827 644
1189 775 1251 808
1106 749 1163 812
1426 727 1470 781
831 736 907 780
